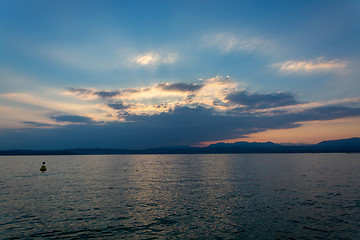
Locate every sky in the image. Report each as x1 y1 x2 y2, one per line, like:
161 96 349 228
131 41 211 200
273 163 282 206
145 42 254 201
0 0 360 149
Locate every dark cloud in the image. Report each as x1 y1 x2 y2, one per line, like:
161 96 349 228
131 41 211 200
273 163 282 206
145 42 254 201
50 115 95 123
158 82 203 92
94 90 120 98
1 105 360 150
226 91 299 109
23 121 56 127
67 88 93 95
293 105 360 121
68 87 143 99
108 102 128 110
121 88 142 94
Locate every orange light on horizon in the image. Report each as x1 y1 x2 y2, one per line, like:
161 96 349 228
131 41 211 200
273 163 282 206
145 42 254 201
199 117 360 146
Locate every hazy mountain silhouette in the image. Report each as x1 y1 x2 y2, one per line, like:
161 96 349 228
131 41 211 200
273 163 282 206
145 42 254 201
208 141 281 148
0 137 359 155
316 137 360 148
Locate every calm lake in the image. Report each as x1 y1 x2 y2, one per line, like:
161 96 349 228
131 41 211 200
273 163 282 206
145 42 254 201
1 153 360 239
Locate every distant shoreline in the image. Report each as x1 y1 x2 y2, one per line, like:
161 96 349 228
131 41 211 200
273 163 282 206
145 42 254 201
1 152 359 156
1 137 359 156
1 148 359 156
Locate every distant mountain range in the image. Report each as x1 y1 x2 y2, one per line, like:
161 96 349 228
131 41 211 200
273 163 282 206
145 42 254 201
0 137 359 155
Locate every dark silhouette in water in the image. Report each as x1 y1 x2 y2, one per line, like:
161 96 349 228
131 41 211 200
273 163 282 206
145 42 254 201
40 162 46 172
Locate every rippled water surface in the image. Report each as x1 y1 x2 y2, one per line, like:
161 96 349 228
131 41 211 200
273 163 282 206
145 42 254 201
1 153 360 239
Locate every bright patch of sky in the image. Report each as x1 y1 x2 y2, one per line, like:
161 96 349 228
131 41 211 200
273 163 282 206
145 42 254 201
0 0 360 149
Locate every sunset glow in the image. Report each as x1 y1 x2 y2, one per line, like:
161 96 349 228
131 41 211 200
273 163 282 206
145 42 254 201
1 0 359 149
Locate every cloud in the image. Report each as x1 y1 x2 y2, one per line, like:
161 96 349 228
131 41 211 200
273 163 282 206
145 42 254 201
94 90 121 99
2 76 360 149
23 121 56 128
226 91 298 109
42 44 177 71
50 115 96 124
66 87 140 100
134 52 177 66
42 46 128 71
203 33 274 54
64 77 360 120
65 79 222 116
2 103 360 150
157 82 203 92
275 57 347 73
293 105 360 122
67 88 93 96
107 102 128 110
1 91 105 118
135 53 159 65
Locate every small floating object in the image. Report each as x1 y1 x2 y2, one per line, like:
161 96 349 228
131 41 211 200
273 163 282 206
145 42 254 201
40 162 47 172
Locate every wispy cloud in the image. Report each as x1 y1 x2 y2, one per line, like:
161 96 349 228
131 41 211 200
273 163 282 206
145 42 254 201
275 57 347 73
134 52 177 66
135 53 159 65
50 115 96 124
203 33 274 54
43 46 128 71
23 121 57 128
0 105 52 129
2 92 94 114
1 91 111 124
42 44 177 71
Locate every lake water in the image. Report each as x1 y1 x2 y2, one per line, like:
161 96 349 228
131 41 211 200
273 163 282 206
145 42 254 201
1 153 360 239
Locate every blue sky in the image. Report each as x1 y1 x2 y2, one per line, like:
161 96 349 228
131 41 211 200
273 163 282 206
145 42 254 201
1 0 360 149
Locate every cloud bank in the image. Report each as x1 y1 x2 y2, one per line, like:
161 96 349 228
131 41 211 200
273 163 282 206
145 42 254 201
1 76 360 149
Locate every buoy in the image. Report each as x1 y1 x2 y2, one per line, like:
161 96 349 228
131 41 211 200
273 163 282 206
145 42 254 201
40 162 47 172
